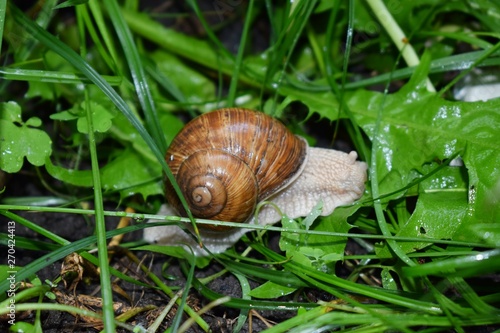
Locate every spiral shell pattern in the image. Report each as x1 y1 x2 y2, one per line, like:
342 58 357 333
164 108 308 230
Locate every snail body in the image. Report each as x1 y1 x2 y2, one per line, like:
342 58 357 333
145 108 367 256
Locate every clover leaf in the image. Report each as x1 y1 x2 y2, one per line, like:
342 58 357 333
0 102 52 173
50 101 116 134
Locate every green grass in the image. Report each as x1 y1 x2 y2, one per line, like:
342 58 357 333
1 1 500 332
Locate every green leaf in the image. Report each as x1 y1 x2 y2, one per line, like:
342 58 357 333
9 321 36 333
149 51 216 106
25 80 56 100
77 101 116 133
301 200 323 230
279 215 314 267
51 100 117 134
381 269 398 290
279 90 340 120
300 207 356 263
24 50 76 101
100 148 162 200
352 67 498 192
0 101 22 122
46 148 162 200
468 223 500 247
378 166 469 257
280 205 357 269
0 102 52 173
109 111 184 162
159 112 187 145
49 110 79 121
25 117 42 127
249 281 297 299
44 158 93 187
349 62 500 252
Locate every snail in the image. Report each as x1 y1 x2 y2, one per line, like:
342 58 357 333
144 108 367 256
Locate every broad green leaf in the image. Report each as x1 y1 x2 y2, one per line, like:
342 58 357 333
25 50 75 100
280 206 357 269
249 281 297 299
25 80 56 100
51 101 117 134
101 148 162 200
279 90 340 120
45 157 93 187
160 113 186 145
378 166 469 257
109 111 183 161
9 322 36 333
49 110 79 121
468 223 500 247
47 109 180 199
108 112 153 158
348 57 500 252
0 102 22 122
149 51 216 106
457 143 500 239
77 101 116 133
297 207 357 266
25 117 42 127
293 45 317 79
0 102 52 173
46 148 162 200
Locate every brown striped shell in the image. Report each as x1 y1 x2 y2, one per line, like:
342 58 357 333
164 108 308 230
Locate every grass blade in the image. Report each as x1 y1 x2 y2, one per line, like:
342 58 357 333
102 0 167 153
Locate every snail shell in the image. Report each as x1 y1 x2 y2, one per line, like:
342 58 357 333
145 108 367 256
164 108 308 230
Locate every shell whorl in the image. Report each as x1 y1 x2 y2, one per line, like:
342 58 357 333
175 149 258 223
164 108 308 229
